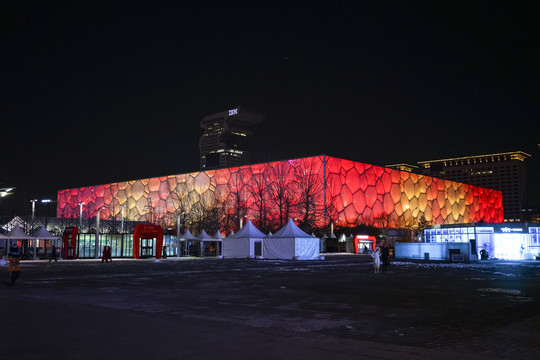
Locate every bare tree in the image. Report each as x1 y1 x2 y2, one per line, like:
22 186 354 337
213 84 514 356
245 172 270 232
295 158 324 233
223 172 249 232
266 161 296 228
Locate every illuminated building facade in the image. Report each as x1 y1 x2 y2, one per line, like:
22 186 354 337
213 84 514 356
418 151 531 222
57 156 503 231
199 106 264 170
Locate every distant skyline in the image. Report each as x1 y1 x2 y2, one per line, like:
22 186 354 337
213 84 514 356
1 1 538 217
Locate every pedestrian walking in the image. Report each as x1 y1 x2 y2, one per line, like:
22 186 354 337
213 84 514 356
381 244 390 273
102 245 109 263
49 245 57 262
8 243 21 287
371 247 381 274
107 245 112 262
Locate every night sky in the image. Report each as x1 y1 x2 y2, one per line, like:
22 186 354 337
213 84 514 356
1 1 538 217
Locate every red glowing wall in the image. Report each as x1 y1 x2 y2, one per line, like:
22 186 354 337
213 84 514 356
57 155 503 228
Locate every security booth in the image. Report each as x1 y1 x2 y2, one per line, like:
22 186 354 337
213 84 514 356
133 224 163 259
353 235 376 254
63 226 79 259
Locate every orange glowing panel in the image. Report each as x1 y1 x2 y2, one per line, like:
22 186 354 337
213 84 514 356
57 155 503 229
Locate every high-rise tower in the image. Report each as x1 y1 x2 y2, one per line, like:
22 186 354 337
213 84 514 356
199 106 264 170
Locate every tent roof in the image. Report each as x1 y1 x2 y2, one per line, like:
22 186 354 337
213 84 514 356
212 230 224 239
199 230 213 240
32 225 60 239
180 229 199 240
272 218 314 238
7 224 35 239
227 220 266 239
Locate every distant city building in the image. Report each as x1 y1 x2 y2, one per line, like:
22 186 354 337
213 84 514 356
385 164 418 173
418 151 531 222
199 106 264 170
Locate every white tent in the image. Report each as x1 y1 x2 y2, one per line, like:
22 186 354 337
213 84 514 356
212 230 224 240
7 224 34 240
262 218 320 260
199 229 220 256
1 225 36 259
222 220 266 258
179 229 200 256
199 229 213 240
32 225 61 260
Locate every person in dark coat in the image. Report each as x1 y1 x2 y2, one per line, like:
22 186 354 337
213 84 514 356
8 244 21 287
102 245 108 263
49 245 57 262
107 245 112 262
381 243 390 273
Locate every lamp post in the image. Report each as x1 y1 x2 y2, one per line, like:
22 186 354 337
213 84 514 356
78 202 85 230
177 211 185 257
30 199 38 222
0 187 15 198
95 206 105 259
121 205 125 233
239 214 247 229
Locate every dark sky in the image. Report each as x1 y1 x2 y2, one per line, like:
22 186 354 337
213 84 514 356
1 1 539 216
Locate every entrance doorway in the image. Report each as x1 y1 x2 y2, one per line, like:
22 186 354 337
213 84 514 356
140 238 155 258
133 224 163 259
63 226 79 259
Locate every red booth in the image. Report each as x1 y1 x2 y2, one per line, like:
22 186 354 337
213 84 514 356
133 224 163 259
63 226 79 259
353 235 376 254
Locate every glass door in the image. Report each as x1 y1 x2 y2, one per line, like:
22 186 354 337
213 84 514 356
140 238 155 258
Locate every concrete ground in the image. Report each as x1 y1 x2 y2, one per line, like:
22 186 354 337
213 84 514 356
1 254 539 359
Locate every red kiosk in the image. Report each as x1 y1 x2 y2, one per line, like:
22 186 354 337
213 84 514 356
62 226 79 259
353 235 376 254
133 224 163 259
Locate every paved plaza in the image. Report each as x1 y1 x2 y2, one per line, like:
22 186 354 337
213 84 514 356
1 254 539 359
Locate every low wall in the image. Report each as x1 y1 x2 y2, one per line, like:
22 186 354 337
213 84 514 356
395 242 471 261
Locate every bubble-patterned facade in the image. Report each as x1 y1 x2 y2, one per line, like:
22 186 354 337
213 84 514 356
57 155 503 228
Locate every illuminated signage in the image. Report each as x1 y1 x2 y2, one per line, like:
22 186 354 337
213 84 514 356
228 108 238 116
501 227 523 233
355 235 370 240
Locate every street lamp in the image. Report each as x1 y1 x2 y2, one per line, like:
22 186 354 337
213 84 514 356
0 187 15 198
95 206 106 259
78 202 85 229
176 211 185 256
239 214 247 229
30 199 38 222
121 205 125 233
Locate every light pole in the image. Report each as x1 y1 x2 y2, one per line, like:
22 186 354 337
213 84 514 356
95 206 105 259
78 202 85 229
239 215 247 229
30 199 38 222
121 205 125 233
177 211 185 256
0 187 15 198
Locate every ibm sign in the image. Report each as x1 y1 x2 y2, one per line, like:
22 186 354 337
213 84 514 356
228 108 238 116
